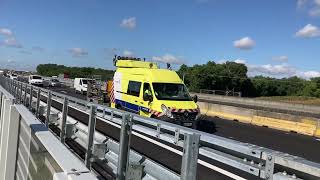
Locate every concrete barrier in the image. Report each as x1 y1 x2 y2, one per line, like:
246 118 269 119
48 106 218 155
196 94 320 137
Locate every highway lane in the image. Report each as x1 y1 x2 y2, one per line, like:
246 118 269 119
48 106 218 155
44 86 320 163
38 85 320 179
37 93 245 180
202 116 320 163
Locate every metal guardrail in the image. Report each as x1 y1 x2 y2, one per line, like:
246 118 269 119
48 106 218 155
1 76 320 180
0 82 97 180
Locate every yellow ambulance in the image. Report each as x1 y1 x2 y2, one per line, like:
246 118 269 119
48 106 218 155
110 56 200 128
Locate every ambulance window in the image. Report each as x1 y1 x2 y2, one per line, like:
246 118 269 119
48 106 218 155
143 83 152 96
127 81 141 97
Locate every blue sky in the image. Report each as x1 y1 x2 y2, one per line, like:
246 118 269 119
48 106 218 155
0 0 320 78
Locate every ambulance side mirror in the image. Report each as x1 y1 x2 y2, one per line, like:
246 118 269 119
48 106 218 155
193 95 198 103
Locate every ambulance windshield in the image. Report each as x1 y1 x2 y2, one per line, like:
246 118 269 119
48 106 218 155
152 83 192 101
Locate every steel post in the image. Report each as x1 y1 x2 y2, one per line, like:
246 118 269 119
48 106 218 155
0 92 3 116
29 86 33 108
180 133 200 180
264 154 275 180
19 83 23 103
116 114 132 180
23 84 27 106
60 97 68 143
85 105 97 168
36 88 41 117
46 91 52 128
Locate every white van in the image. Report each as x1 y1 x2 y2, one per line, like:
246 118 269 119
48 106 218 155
29 75 43 86
74 78 95 94
9 74 18 80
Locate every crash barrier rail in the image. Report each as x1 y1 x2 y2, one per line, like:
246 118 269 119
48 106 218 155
193 93 320 116
0 85 97 179
199 89 242 97
1 77 320 180
192 93 320 137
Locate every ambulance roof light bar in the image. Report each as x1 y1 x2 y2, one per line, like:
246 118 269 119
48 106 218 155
113 55 147 66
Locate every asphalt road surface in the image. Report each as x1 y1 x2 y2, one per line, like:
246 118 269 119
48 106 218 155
43 86 320 179
202 116 320 163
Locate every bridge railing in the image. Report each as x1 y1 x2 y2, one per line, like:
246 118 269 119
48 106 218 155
2 76 320 180
0 85 97 180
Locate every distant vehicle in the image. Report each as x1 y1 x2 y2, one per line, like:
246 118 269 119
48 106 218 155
9 74 18 80
28 75 43 86
74 78 95 94
49 79 62 87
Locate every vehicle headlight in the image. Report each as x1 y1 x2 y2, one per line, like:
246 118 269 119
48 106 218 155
161 104 173 118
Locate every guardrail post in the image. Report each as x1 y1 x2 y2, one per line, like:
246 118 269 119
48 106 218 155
23 84 27 106
116 113 132 180
85 105 97 168
264 154 275 180
45 91 52 128
60 97 68 143
29 86 33 108
19 83 23 103
180 133 200 180
36 88 41 117
12 80 16 97
0 92 3 116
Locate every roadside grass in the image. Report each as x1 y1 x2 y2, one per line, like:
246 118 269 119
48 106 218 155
255 96 320 106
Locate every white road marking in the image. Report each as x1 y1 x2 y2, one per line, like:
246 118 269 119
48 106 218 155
133 131 246 180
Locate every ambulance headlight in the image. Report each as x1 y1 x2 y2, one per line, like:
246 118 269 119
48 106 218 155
161 104 173 118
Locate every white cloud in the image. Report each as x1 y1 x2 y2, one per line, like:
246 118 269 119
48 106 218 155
120 17 136 29
315 0 320 6
309 8 320 16
272 56 288 62
233 37 255 50
295 24 320 38
248 63 296 77
217 59 247 64
298 71 320 79
152 54 184 64
234 59 246 64
247 62 320 79
68 48 88 57
297 0 308 8
123 50 134 56
2 38 22 48
0 28 13 36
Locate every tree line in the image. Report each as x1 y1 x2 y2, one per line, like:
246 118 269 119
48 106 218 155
37 62 320 98
177 61 320 98
36 64 114 81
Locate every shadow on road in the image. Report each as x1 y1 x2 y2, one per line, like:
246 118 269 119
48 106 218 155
196 116 217 134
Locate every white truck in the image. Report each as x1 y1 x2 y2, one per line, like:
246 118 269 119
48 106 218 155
74 78 95 94
28 75 43 86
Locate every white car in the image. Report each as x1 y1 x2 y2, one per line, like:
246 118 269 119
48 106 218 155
74 78 95 94
9 74 18 80
29 75 43 86
49 79 62 87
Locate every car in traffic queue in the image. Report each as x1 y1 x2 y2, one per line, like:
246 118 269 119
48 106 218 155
49 78 62 87
28 75 44 86
110 56 200 128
